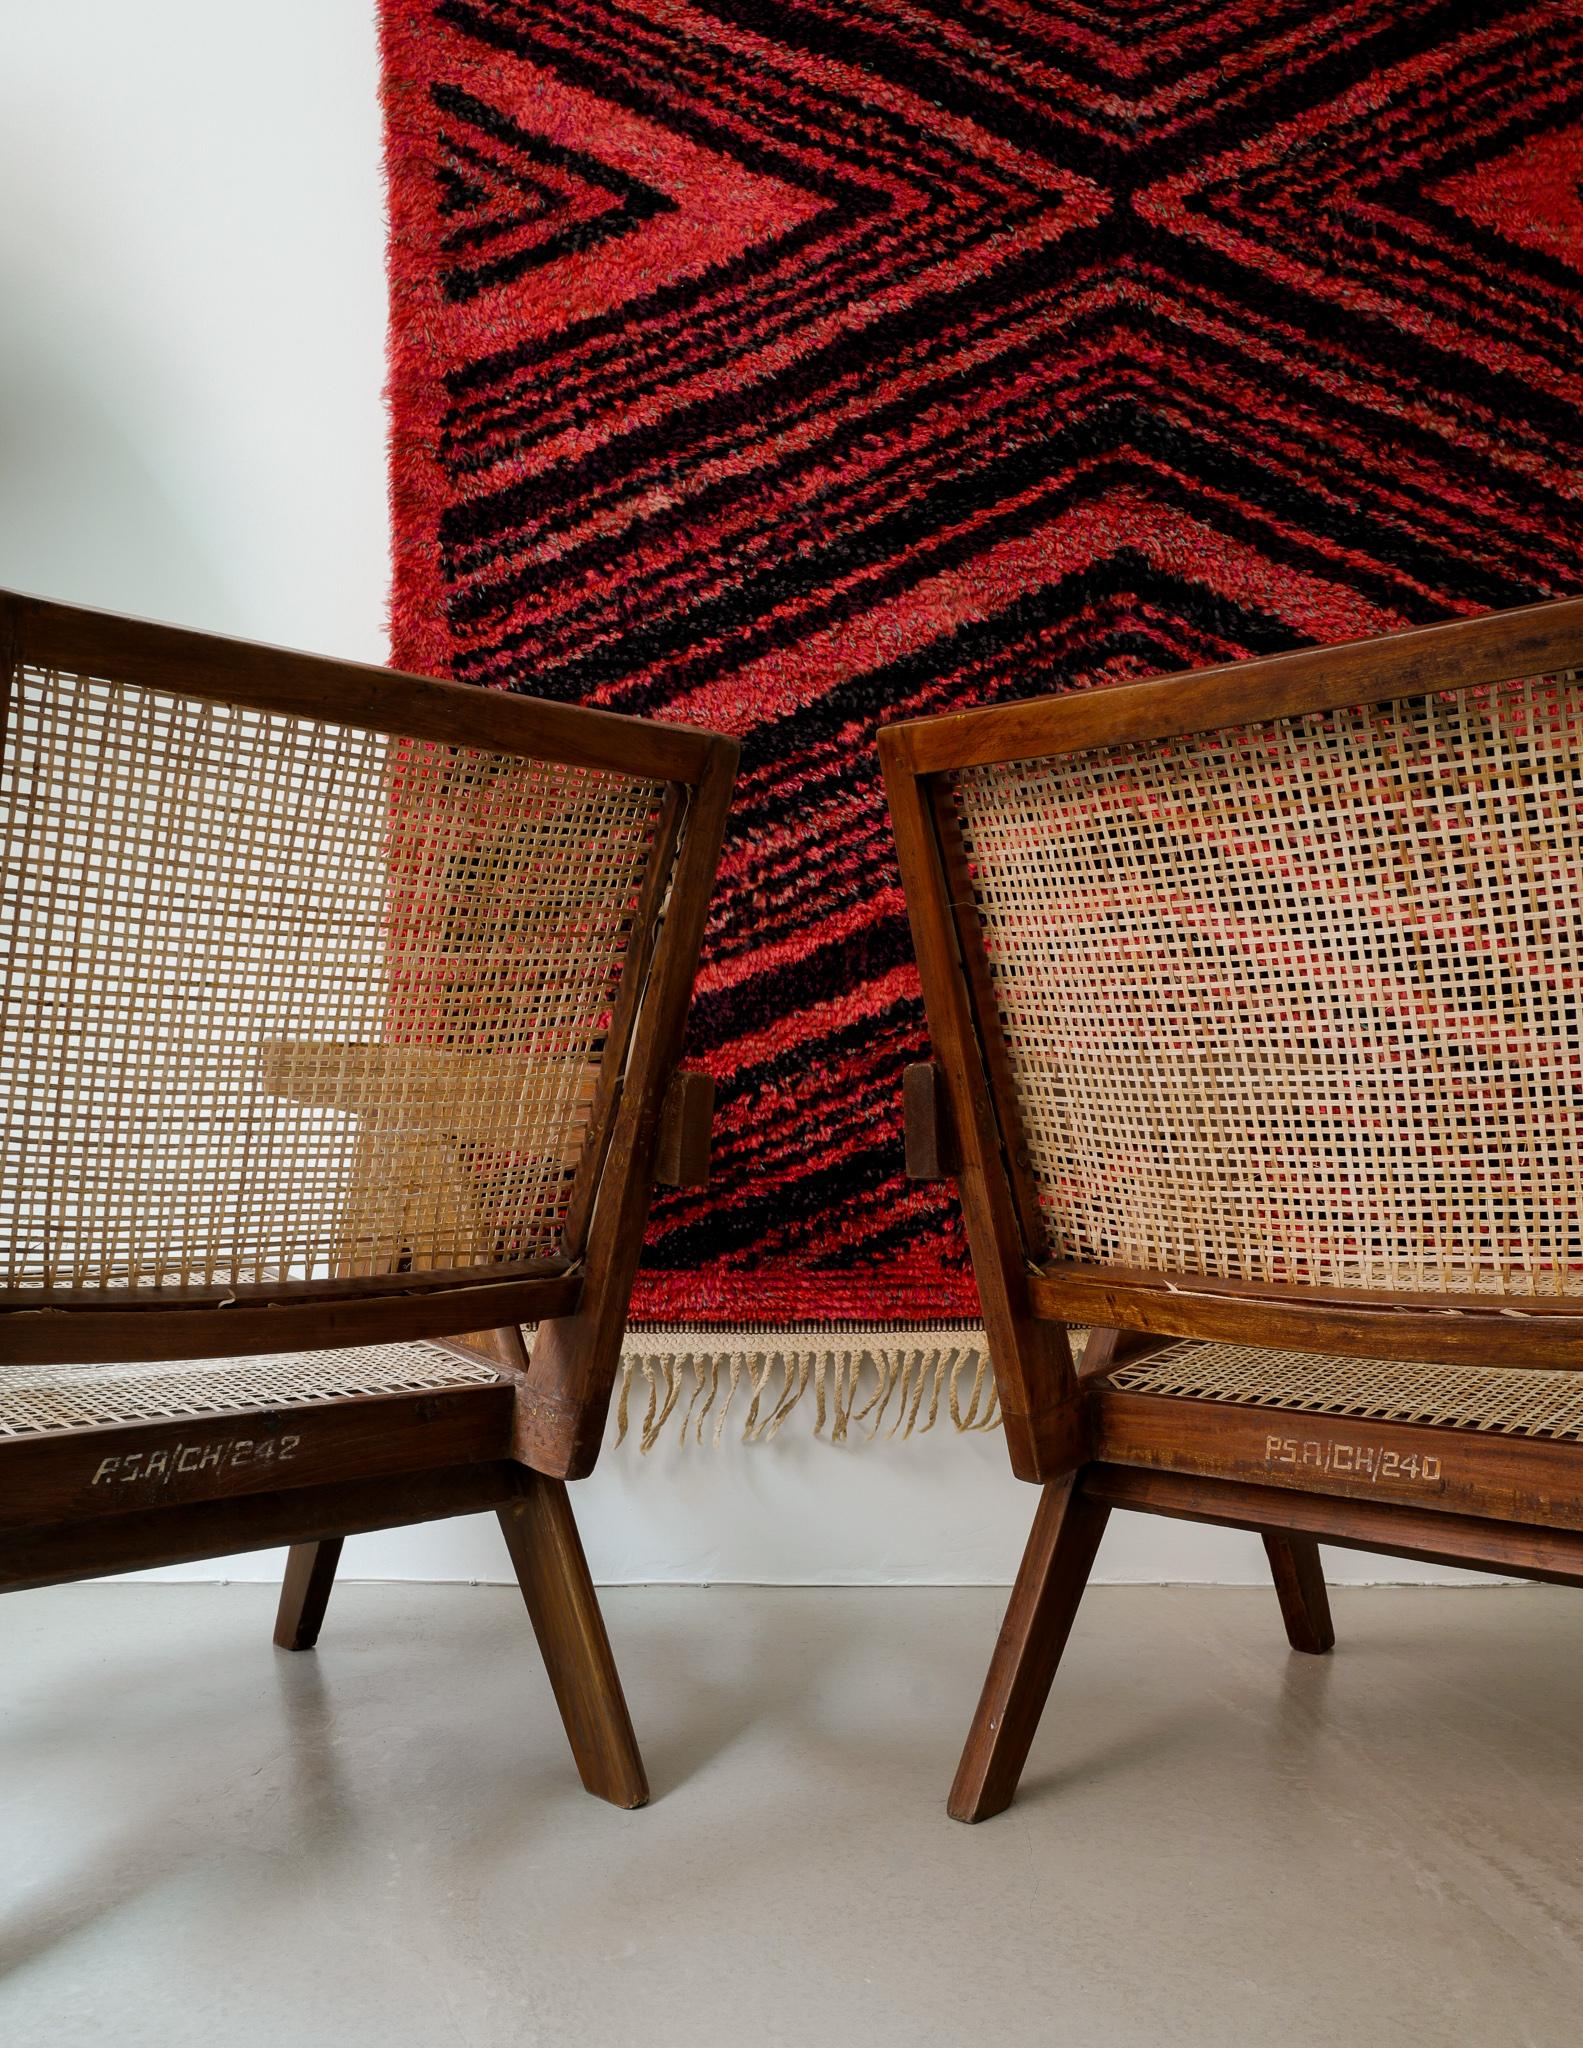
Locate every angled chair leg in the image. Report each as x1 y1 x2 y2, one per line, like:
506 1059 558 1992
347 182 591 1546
498 1477 648 1809
948 1471 1110 1824
1262 1532 1335 1654
273 1538 344 1651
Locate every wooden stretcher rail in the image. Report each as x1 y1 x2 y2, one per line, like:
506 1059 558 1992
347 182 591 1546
1081 1463 1583 1589
1030 1266 1583 1371
0 1462 527 1594
0 1381 515 1529
0 1270 584 1364
1093 1385 1583 1533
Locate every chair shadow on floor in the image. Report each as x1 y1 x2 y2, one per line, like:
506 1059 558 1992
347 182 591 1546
0 1596 355 1982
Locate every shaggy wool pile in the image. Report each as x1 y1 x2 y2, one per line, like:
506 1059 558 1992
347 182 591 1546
382 0 1583 1437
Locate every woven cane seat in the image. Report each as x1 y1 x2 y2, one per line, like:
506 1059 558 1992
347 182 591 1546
1110 1341 1583 1444
0 1343 502 1440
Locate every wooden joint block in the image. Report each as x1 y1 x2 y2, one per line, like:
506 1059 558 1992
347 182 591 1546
1003 1394 1090 1485
437 1327 531 1374
903 1061 957 1179
655 1070 714 1188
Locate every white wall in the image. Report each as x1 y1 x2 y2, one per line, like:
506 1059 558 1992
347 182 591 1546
1 2 1481 1584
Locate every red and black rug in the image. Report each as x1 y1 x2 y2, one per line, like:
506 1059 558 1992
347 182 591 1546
383 0 1583 1358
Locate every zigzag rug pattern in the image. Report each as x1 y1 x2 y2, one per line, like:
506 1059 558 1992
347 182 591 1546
383 0 1583 1329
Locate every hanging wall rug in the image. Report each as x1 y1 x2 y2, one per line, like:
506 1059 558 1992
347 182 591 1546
383 0 1583 1444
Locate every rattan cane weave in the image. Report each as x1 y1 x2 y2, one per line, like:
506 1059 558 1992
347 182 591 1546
1109 1340 1583 1443
1 668 665 1292
950 672 1583 1298
0 1343 502 1438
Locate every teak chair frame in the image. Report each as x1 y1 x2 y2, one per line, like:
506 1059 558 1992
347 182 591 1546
879 594 1583 1822
0 590 737 1808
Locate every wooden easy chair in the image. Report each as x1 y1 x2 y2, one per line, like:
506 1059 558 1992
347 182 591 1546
0 589 736 1808
879 596 1583 1822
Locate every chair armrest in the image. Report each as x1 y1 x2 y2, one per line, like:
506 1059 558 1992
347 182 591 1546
655 1070 715 1187
903 1061 958 1179
258 1041 596 1150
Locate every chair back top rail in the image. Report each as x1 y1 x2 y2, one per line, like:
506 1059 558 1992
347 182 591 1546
1 588 719 784
880 593 1583 774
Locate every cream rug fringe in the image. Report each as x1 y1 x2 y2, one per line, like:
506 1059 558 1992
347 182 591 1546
613 1324 1002 1450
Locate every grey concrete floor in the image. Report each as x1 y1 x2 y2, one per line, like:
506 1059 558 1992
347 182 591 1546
1 1583 1580 2048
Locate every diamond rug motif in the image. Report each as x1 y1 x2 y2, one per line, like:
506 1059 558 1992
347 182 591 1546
383 0 1583 1333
